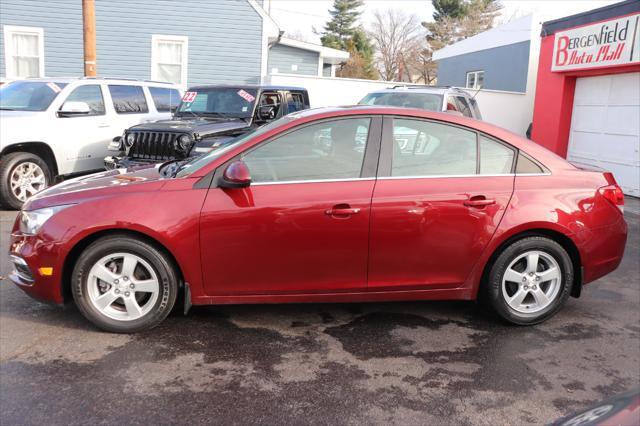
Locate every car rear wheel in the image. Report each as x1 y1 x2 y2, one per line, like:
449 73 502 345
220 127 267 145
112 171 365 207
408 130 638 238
72 235 178 333
0 152 52 210
486 236 573 325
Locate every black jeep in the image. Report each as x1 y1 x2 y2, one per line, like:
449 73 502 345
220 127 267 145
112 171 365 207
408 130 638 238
104 85 310 169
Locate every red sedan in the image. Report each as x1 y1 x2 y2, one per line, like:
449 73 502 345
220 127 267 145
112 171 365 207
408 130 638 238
8 106 627 332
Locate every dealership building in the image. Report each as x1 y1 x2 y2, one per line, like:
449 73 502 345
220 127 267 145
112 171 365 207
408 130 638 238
531 0 640 196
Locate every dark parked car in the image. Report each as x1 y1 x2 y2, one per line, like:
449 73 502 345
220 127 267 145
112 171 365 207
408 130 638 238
9 106 627 333
104 85 309 169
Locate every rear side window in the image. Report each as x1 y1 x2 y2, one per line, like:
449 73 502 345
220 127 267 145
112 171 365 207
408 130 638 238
516 153 545 174
286 92 306 113
480 136 514 174
108 85 149 114
454 96 473 118
149 87 180 112
62 84 105 115
391 118 477 176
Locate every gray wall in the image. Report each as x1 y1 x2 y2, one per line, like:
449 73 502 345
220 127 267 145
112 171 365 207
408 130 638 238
95 0 262 85
322 63 332 77
436 41 531 93
268 43 319 76
0 0 84 78
1 0 263 85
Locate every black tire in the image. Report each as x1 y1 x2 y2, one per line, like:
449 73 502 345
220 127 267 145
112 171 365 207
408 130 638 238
485 236 574 325
72 235 178 333
0 152 52 210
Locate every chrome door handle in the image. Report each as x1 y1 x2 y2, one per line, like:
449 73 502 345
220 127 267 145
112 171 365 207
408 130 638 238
464 197 495 207
97 123 111 128
325 206 361 216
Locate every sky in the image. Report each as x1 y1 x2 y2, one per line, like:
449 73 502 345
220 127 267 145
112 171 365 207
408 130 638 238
268 0 622 43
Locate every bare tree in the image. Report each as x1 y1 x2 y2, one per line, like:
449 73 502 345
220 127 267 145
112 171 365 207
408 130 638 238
370 10 423 81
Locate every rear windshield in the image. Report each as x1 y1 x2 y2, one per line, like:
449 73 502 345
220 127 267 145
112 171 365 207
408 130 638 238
0 81 68 111
359 92 443 111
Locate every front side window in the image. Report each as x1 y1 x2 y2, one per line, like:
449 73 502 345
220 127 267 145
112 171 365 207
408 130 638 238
151 35 188 86
0 81 67 111
3 25 44 78
242 118 371 183
466 71 484 89
391 118 477 177
149 87 180 112
62 85 105 116
108 85 149 114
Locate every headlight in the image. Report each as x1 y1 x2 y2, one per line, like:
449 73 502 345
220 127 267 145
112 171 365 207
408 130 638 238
19 205 75 235
108 137 123 152
126 133 136 146
178 134 192 149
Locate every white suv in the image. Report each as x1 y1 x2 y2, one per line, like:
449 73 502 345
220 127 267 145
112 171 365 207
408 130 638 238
0 78 182 209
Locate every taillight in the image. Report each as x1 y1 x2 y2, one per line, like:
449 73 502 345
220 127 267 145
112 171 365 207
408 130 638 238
598 184 624 213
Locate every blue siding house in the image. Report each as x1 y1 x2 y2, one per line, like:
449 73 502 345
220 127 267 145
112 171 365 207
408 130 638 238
432 15 537 93
0 0 348 87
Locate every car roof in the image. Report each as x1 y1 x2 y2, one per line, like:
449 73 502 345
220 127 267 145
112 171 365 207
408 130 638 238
367 86 473 96
187 84 306 92
7 77 180 87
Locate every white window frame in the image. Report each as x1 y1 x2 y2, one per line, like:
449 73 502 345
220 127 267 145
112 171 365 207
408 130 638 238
151 35 188 87
3 25 45 78
466 70 484 89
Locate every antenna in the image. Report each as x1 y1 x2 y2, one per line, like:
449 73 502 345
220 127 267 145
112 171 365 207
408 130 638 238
471 85 483 101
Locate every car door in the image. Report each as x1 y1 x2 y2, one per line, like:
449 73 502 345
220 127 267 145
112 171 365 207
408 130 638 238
199 116 382 295
368 117 515 291
54 83 114 173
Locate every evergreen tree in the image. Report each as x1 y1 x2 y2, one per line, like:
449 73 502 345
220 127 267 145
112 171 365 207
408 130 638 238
321 0 376 79
432 0 469 21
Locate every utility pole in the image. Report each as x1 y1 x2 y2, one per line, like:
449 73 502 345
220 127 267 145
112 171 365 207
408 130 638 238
82 0 97 76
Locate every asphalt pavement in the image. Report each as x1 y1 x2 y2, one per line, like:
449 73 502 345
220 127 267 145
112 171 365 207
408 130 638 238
1 200 639 425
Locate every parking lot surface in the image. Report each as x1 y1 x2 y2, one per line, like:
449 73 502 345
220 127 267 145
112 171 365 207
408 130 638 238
1 203 639 425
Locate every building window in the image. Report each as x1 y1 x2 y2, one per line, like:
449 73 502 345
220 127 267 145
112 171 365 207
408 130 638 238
466 71 484 89
3 25 45 78
151 35 188 86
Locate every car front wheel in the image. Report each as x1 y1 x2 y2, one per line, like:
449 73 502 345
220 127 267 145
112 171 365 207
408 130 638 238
0 152 51 210
72 235 178 333
486 236 574 325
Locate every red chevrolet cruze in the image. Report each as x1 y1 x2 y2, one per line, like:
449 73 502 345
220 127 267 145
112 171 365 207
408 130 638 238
9 106 627 332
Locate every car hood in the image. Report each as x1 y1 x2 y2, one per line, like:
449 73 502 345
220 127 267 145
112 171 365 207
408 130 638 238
0 110 45 118
24 164 167 211
129 117 251 137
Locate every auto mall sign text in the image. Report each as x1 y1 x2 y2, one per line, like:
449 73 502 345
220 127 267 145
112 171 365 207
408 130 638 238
552 13 640 72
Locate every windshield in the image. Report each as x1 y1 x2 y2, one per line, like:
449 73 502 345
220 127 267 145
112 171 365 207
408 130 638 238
177 87 258 118
0 81 68 111
359 92 443 111
175 114 299 178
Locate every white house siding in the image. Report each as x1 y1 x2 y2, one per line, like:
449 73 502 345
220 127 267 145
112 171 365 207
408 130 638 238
0 0 84 78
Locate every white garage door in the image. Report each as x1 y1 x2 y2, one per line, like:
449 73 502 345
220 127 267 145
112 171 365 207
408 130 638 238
568 72 640 197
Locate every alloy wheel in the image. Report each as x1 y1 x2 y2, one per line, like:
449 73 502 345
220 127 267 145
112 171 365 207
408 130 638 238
10 161 46 201
501 250 562 314
86 252 160 321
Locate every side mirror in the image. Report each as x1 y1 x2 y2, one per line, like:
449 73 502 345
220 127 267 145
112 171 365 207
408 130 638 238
257 105 276 120
220 160 251 188
58 101 91 117
170 105 178 114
